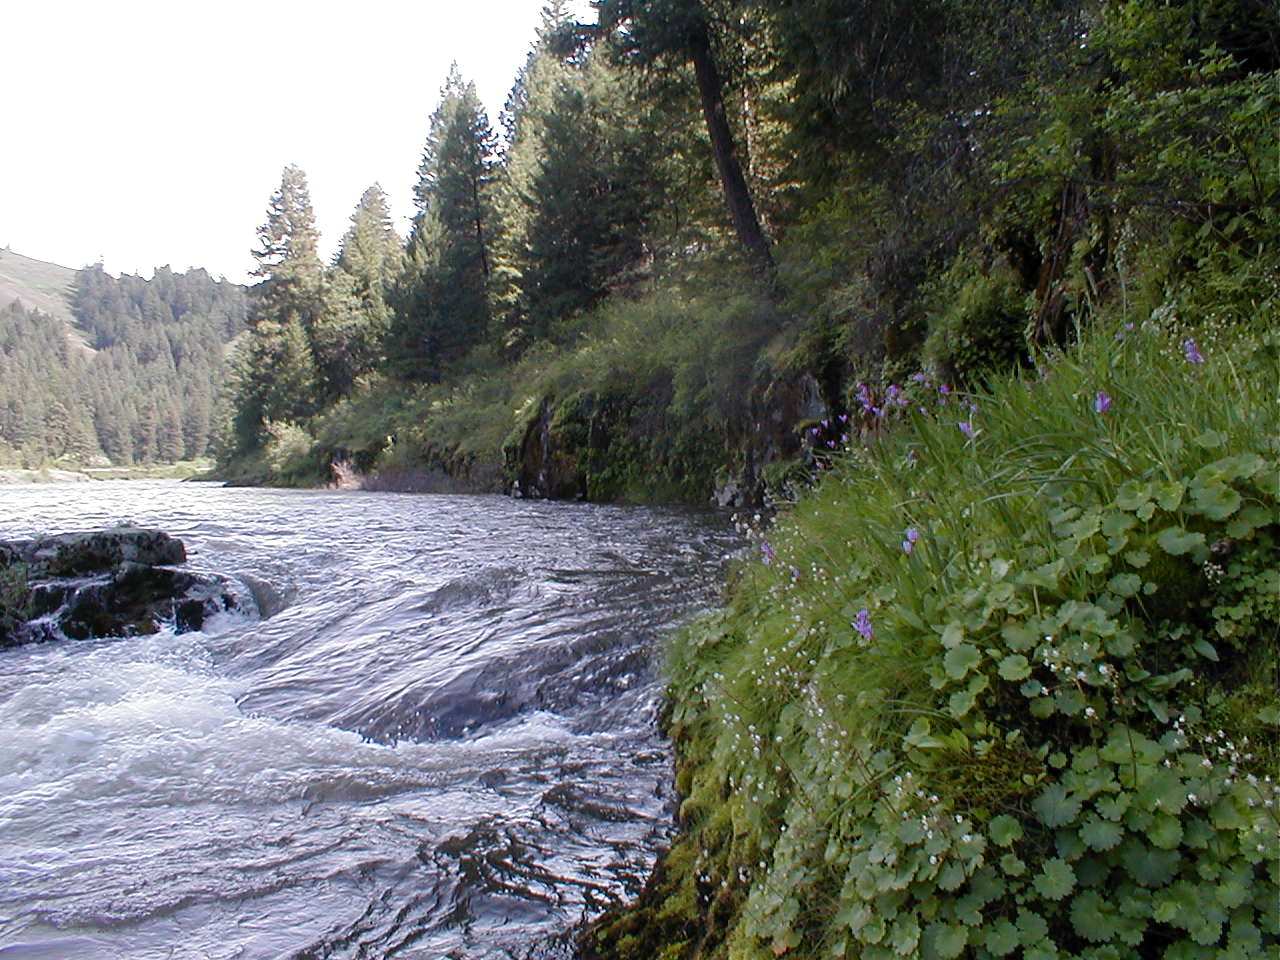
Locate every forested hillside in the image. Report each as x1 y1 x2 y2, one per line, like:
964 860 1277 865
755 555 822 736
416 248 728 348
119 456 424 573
0 265 246 468
220 0 1277 501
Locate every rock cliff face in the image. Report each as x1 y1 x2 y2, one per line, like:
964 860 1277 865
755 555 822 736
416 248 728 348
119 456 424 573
508 397 587 500
505 371 833 507
0 528 242 647
718 371 830 508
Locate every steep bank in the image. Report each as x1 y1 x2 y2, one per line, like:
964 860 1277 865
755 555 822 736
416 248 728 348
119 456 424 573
581 321 1279 958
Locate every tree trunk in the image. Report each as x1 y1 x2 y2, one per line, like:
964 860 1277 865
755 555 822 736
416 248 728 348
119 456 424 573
470 172 490 280
687 21 773 274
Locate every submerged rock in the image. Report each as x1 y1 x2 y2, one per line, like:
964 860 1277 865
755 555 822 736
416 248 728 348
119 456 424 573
0 527 241 647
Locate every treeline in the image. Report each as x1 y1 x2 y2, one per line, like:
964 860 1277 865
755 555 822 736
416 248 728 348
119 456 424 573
223 0 1278 497
0 266 246 468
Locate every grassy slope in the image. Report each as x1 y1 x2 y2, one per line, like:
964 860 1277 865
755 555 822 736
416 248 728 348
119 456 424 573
0 248 92 352
582 319 1279 959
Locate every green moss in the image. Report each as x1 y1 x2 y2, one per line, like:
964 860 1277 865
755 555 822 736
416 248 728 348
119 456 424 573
0 561 32 643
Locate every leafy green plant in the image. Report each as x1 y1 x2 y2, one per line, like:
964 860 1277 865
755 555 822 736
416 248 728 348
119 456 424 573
922 254 1032 387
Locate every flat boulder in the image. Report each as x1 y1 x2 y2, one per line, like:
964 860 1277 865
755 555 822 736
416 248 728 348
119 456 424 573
0 528 241 647
23 527 187 576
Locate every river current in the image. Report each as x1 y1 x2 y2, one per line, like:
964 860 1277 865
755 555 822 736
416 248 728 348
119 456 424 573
0 481 738 959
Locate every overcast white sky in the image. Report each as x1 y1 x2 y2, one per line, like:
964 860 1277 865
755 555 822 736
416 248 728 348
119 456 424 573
2 0 593 284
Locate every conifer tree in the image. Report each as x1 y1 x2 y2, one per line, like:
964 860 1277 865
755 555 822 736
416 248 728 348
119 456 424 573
230 165 325 451
314 184 402 395
491 29 660 349
596 0 773 272
389 68 497 380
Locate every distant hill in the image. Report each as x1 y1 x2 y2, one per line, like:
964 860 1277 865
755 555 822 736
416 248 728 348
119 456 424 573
0 247 80 328
0 253 249 468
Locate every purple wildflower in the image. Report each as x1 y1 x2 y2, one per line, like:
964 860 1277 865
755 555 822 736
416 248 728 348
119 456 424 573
790 565 802 582
1183 338 1205 363
853 608 874 641
856 383 875 414
958 420 976 439
903 526 921 554
939 384 952 397
760 540 775 565
1095 390 1112 413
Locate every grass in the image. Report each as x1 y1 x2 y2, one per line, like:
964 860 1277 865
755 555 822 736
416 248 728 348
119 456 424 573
0 247 86 343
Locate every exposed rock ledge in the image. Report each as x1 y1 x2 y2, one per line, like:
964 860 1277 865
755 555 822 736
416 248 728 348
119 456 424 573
0 527 242 647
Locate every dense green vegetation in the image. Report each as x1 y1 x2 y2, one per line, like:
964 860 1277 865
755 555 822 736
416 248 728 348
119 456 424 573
0 267 245 468
220 0 1278 506
582 320 1279 957
213 7 1279 945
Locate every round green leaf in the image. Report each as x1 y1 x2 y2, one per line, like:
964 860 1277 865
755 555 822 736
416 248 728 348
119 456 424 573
1033 858 1076 900
1079 814 1124 851
1156 526 1205 556
998 654 1031 681
924 922 968 960
1033 784 1082 827
989 814 1024 846
984 920 1019 956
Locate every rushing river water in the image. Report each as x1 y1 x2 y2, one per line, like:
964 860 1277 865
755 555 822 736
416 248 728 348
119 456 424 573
0 481 738 959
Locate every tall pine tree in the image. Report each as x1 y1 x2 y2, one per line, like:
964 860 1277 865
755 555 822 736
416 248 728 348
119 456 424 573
314 184 403 395
230 165 324 452
389 67 497 381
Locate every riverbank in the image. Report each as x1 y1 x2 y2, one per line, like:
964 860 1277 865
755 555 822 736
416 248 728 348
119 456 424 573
0 459 214 484
0 467 92 483
582 320 1280 958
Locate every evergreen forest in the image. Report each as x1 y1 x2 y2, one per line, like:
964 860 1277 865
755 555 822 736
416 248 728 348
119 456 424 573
0 265 246 469
220 0 1276 505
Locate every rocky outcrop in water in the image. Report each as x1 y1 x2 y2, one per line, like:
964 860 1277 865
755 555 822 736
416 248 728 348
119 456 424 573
0 527 241 646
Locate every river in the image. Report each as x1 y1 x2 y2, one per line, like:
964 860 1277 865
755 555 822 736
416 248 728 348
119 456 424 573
0 481 738 959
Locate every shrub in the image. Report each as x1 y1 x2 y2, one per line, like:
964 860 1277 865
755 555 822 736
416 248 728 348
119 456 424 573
262 419 323 484
922 255 1031 387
